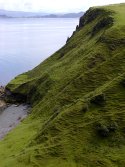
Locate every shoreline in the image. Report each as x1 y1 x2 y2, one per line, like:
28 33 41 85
0 85 30 140
0 104 29 140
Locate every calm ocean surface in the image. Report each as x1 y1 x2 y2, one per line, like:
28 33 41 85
0 18 78 85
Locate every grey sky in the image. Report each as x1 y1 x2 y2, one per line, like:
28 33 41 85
0 0 124 13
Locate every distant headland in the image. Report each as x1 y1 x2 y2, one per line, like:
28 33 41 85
0 9 84 18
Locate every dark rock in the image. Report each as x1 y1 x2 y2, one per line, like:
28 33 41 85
91 16 114 36
96 122 118 137
17 117 22 121
120 78 125 87
90 94 106 106
76 25 79 30
97 124 110 137
81 103 89 112
78 8 113 30
66 37 70 43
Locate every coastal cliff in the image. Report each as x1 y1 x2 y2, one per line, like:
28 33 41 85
1 3 125 167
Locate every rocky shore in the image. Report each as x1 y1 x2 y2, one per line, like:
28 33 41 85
0 104 29 139
0 86 4 95
0 86 6 111
0 86 30 140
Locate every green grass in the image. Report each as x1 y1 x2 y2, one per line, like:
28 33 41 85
1 3 125 167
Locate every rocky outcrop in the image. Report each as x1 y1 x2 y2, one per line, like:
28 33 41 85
0 86 6 111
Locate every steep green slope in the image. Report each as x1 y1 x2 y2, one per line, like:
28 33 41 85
1 3 125 167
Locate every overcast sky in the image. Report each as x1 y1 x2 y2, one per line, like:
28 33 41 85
0 0 124 13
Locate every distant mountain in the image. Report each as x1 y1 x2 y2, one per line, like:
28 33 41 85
31 12 84 18
0 9 47 18
0 14 10 18
60 12 84 18
0 9 84 18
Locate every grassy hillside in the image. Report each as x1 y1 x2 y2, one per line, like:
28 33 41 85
1 3 125 167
